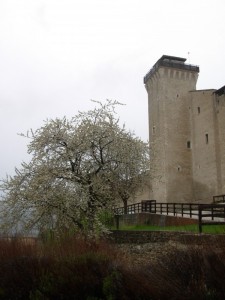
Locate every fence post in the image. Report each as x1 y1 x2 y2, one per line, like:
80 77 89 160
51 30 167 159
198 206 202 233
115 215 120 230
173 203 176 216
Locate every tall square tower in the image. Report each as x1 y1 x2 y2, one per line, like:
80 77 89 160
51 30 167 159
144 55 199 202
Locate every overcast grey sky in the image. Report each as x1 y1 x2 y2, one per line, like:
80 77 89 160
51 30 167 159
0 0 224 178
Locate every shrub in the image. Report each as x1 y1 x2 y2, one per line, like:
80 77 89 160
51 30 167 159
0 236 225 299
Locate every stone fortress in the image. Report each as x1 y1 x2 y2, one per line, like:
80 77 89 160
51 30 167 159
144 55 225 203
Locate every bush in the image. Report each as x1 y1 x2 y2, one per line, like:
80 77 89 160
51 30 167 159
0 236 225 299
140 243 225 300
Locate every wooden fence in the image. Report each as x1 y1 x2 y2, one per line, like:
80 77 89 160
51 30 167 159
198 204 225 233
114 200 200 218
114 201 225 233
213 194 225 203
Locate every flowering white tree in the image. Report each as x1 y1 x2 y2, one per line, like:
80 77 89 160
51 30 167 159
0 101 150 235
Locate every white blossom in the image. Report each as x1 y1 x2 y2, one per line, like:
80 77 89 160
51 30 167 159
0 100 150 236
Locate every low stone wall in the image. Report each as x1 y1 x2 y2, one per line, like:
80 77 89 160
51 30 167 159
110 230 225 264
116 213 198 228
111 230 225 245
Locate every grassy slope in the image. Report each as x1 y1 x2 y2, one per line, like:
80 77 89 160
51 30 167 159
115 224 225 234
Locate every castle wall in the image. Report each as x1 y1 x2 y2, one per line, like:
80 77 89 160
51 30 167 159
162 70 197 203
144 55 224 204
146 69 167 201
146 66 198 202
189 90 218 202
214 93 225 195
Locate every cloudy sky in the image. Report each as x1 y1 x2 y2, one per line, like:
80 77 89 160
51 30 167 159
0 0 224 179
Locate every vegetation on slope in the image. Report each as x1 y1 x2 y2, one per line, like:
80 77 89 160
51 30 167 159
0 235 225 299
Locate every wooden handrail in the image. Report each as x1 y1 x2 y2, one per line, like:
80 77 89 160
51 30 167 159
213 194 225 203
198 204 225 233
114 201 225 233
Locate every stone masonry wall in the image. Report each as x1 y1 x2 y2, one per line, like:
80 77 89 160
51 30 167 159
111 230 225 245
116 213 198 228
110 230 225 264
111 213 212 264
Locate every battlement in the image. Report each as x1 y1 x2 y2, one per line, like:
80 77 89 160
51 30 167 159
144 55 199 84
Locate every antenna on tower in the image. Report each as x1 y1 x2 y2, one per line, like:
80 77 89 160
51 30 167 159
188 52 190 64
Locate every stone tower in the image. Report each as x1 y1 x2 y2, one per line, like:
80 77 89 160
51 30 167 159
144 55 199 202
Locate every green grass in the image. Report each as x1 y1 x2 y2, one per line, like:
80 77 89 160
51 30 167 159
114 223 225 234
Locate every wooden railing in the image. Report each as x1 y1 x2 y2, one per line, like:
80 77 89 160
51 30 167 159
198 204 225 233
213 194 225 203
114 200 200 219
114 201 225 233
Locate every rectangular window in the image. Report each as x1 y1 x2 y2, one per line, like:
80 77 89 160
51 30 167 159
205 134 209 144
198 107 200 114
187 141 191 149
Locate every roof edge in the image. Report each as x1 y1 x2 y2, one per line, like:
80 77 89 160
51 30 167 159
144 54 199 84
